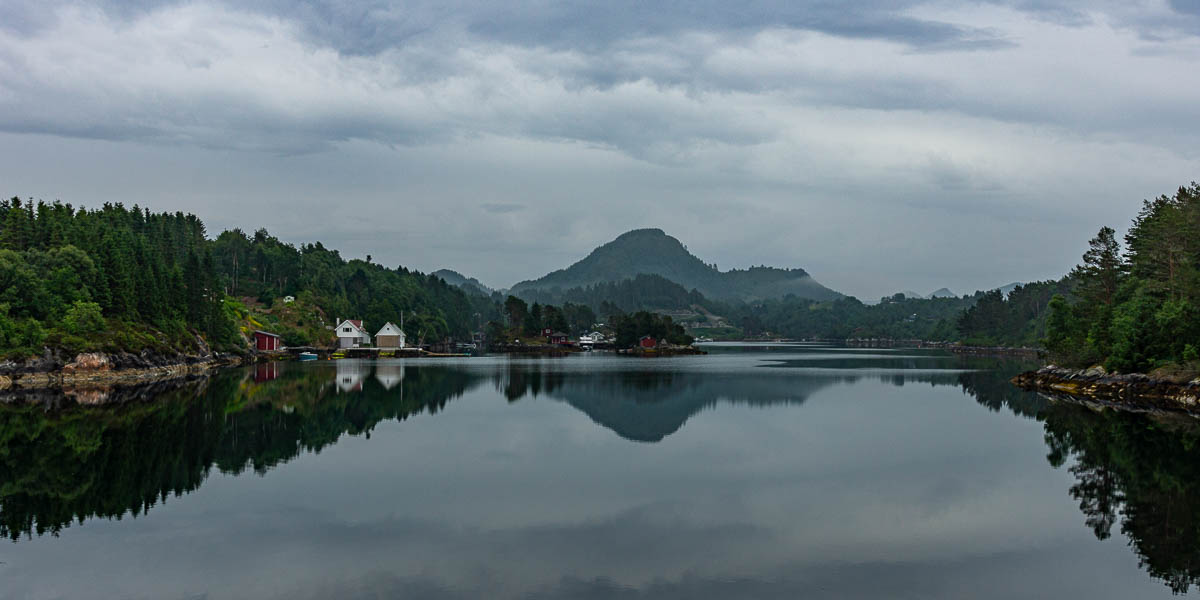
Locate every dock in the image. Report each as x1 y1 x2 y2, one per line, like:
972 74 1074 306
279 347 469 360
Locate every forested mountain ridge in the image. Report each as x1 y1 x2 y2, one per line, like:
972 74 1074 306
509 228 842 302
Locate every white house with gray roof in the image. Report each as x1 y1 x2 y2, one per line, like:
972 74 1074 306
375 322 407 349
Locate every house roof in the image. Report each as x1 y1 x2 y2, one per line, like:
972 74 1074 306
549 331 569 337
336 319 370 336
253 330 280 338
376 322 405 336
640 335 656 340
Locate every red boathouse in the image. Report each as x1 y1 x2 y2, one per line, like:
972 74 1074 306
253 330 281 351
639 335 657 348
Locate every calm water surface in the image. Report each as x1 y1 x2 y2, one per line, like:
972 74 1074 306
3 343 1198 598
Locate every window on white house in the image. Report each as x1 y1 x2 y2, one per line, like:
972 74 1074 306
343 327 351 332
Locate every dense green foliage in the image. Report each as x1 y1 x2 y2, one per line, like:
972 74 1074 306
954 279 1075 346
609 310 693 347
511 228 841 302
210 228 499 344
0 198 237 355
490 294 691 347
1044 184 1200 371
495 295 596 338
0 195 501 356
726 294 970 340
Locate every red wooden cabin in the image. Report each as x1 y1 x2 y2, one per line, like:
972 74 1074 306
253 330 281 351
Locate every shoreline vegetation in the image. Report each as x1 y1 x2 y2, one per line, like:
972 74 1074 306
1008 182 1200 411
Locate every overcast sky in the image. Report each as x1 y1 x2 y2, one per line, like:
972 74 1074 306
1 1 1198 299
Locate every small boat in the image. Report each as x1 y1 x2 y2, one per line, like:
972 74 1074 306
298 352 318 361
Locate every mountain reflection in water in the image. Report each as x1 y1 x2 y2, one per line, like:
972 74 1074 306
1 346 1197 597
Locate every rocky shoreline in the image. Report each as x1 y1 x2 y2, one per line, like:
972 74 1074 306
1011 365 1200 413
0 350 246 399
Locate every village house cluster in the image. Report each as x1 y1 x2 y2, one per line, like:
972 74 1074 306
333 318 407 349
251 317 411 352
250 315 692 354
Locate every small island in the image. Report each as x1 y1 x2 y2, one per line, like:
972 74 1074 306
484 296 701 355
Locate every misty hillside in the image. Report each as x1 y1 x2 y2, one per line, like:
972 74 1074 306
510 228 841 302
434 269 495 297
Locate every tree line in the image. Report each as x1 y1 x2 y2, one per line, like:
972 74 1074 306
1045 183 1200 372
0 197 495 357
0 198 235 355
491 295 597 340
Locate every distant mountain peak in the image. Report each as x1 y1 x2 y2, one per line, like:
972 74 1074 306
617 227 667 238
928 288 956 298
510 229 840 302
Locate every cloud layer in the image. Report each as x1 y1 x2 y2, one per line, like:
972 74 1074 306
1 1 1198 297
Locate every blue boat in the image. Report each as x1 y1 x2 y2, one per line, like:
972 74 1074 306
298 352 318 361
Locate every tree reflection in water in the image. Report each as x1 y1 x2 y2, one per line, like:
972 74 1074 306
3 355 1200 595
0 362 478 541
1040 401 1200 594
960 360 1200 594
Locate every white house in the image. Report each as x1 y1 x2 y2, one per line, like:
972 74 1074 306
375 322 407 349
334 319 371 348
